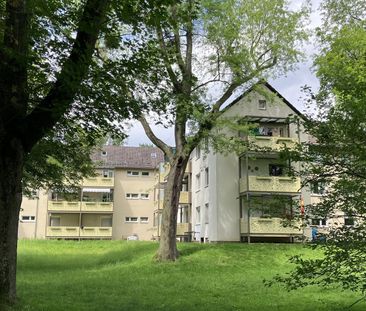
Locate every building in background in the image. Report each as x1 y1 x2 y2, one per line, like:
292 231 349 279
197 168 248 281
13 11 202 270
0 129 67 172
18 146 164 240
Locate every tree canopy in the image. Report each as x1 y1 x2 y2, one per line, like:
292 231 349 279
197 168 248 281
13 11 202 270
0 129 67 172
105 0 310 260
269 0 366 300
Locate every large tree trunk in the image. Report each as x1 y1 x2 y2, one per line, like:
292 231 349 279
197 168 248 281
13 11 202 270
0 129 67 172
0 137 24 304
156 155 189 261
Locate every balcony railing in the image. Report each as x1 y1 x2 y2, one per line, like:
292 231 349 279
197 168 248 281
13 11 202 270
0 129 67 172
46 226 112 237
248 136 298 151
179 191 192 204
176 223 191 235
83 176 114 187
47 226 80 237
80 227 112 237
48 201 80 211
81 202 113 212
48 201 113 212
239 176 301 193
154 191 192 208
240 217 302 235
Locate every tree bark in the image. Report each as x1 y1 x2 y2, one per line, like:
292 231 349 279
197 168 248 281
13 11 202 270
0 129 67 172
156 154 189 261
0 137 24 304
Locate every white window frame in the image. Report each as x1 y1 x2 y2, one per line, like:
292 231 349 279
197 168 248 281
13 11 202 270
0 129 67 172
141 171 150 177
102 169 113 178
125 217 139 223
126 193 139 200
196 173 201 191
196 206 201 224
140 193 150 200
258 99 267 110
140 217 149 223
101 151 107 156
127 171 140 177
205 167 209 187
196 146 201 159
21 215 36 222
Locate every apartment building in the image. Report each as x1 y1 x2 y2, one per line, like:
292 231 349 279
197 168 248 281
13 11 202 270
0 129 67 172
191 83 310 242
18 146 164 240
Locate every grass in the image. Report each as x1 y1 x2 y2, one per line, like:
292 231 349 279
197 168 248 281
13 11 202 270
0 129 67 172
7 240 365 311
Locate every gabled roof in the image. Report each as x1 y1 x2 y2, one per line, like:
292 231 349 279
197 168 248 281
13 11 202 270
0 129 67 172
222 82 304 118
91 146 164 169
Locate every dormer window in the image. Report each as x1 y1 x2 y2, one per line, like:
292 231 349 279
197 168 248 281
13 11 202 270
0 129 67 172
258 100 267 110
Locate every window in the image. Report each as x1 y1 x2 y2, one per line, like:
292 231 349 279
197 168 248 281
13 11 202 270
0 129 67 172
258 100 267 110
205 168 209 186
344 214 355 226
196 146 201 159
140 217 149 223
101 151 107 156
125 217 138 223
311 182 326 195
127 171 139 176
196 207 201 224
101 217 112 227
21 216 35 222
151 152 157 158
102 170 113 178
141 171 149 177
269 164 283 176
205 203 209 224
50 216 60 226
126 193 139 199
196 173 201 190
140 193 149 200
311 218 327 226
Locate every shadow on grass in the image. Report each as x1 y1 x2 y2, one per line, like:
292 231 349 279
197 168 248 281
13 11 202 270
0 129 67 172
18 242 159 273
178 243 207 257
97 242 158 267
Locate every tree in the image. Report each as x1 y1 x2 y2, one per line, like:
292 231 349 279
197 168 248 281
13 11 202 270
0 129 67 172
118 0 310 260
268 0 366 302
0 0 180 303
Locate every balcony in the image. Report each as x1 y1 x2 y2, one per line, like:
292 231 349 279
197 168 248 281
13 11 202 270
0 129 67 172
46 226 112 238
248 136 298 151
239 176 301 193
80 227 112 237
154 192 192 209
179 191 192 204
47 226 80 237
176 223 191 235
81 202 113 212
48 201 80 211
83 176 114 187
240 218 302 236
185 162 192 173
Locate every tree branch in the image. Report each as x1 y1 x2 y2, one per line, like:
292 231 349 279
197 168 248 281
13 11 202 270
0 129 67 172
156 25 182 93
139 116 173 160
20 0 110 152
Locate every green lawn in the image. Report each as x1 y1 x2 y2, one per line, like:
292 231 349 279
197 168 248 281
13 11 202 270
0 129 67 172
7 240 365 310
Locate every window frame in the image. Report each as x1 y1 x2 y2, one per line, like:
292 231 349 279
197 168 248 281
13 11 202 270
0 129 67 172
126 193 139 200
125 216 139 223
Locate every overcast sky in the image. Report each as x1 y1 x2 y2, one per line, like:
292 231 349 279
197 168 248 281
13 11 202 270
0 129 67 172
124 0 322 147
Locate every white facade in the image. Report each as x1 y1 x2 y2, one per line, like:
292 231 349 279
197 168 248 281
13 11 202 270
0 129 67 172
191 83 310 242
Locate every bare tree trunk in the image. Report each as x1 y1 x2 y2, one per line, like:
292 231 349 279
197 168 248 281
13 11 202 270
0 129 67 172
0 138 24 304
156 155 189 261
